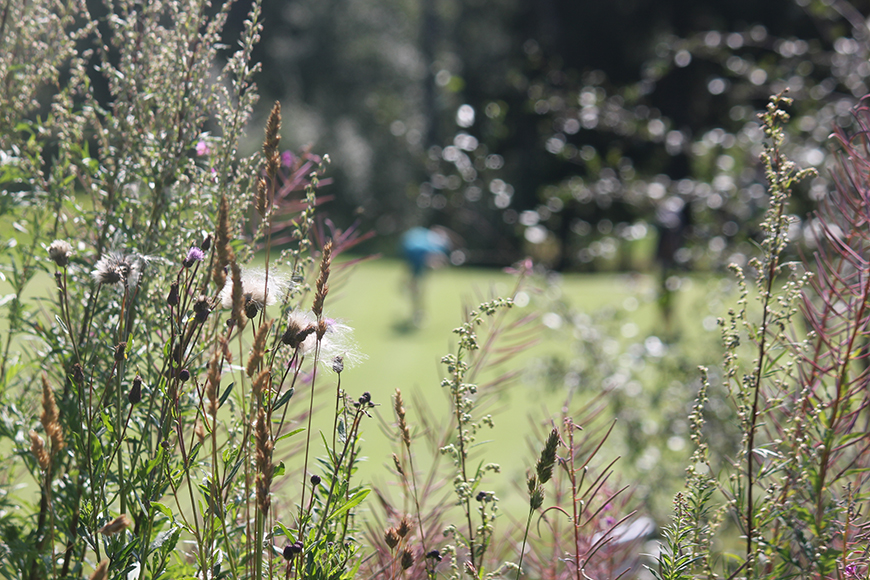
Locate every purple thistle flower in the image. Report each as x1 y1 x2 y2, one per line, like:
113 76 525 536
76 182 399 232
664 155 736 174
183 246 205 268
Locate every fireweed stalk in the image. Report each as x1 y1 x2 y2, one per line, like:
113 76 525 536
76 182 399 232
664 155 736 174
653 92 870 580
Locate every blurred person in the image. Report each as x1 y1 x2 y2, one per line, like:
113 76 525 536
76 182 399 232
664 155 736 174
400 226 452 326
654 197 692 337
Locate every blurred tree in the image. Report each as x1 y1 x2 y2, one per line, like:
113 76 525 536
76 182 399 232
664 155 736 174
232 0 870 269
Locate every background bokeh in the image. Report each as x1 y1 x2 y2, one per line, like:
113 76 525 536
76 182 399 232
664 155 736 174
212 0 870 273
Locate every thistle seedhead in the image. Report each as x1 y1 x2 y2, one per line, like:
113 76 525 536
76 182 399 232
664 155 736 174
48 240 73 268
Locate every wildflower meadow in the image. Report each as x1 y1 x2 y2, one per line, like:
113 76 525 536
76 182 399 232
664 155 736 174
1 1 869 580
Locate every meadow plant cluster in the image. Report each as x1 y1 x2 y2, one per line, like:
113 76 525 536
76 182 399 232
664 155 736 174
0 1 648 579
653 93 870 579
3 1 870 580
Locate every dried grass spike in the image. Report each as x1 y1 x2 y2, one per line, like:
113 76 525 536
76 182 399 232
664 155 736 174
40 373 63 454
312 240 332 318
252 369 270 399
99 514 132 536
394 389 411 448
213 196 233 290
246 320 274 377
230 261 245 328
255 406 274 513
90 560 109 580
206 348 222 418
29 430 50 470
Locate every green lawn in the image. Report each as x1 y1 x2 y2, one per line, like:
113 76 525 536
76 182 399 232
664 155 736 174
1 254 723 520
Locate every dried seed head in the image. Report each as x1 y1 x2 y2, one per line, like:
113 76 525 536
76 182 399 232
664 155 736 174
213 196 233 290
72 363 84 385
90 560 109 580
29 430 50 470
194 419 206 444
256 176 268 218
264 102 282 176
91 252 131 286
394 389 410 447
48 240 73 267
193 295 211 323
246 320 274 377
281 310 316 349
40 374 63 454
397 516 412 538
536 428 559 485
114 342 126 362
201 233 212 252
128 375 142 405
206 348 222 417
99 514 132 536
529 485 545 510
251 369 270 399
245 297 260 319
384 528 400 549
401 548 414 570
332 355 344 374
229 261 244 327
312 241 332 318
167 281 179 306
392 453 404 475
220 268 289 316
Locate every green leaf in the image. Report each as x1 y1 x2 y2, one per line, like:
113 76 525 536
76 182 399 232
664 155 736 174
272 387 294 410
328 488 370 520
276 427 304 443
219 381 234 406
151 502 173 519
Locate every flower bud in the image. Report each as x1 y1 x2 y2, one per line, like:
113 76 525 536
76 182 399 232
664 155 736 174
72 363 84 384
167 282 179 306
128 375 142 404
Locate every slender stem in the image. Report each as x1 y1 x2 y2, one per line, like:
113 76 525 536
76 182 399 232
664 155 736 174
515 509 534 580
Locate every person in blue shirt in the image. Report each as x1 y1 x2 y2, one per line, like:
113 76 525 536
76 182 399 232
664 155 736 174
400 226 451 326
